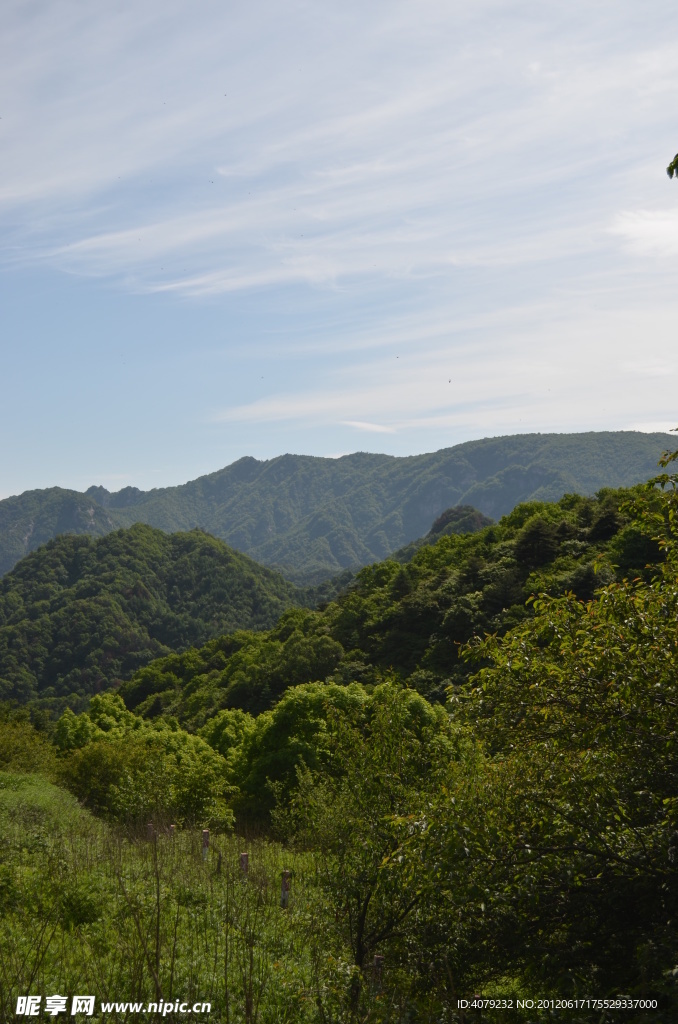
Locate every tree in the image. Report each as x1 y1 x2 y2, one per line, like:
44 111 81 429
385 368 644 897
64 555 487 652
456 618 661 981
56 694 234 829
276 683 458 1012
437 448 678 1001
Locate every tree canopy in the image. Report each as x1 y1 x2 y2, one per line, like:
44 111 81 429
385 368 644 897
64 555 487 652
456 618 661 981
119 484 663 724
0 524 299 713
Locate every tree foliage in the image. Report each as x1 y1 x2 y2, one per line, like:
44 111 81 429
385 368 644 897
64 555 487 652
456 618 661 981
0 524 299 712
120 485 664 725
276 684 457 998
425 446 678 1000
56 693 233 829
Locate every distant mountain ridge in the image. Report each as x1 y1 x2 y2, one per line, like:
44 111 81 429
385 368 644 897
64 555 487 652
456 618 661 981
0 431 672 583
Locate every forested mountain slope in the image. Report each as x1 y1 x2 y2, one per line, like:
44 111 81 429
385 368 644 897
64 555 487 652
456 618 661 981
0 524 300 712
119 484 662 722
0 431 671 583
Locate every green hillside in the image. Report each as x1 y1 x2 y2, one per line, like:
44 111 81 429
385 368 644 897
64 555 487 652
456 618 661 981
119 483 662 723
0 524 299 713
4 455 678 1014
0 431 672 583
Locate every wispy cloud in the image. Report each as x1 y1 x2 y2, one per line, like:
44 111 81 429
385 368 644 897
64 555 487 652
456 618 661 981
5 0 678 296
342 421 397 434
209 287 678 439
3 0 678 494
611 208 678 258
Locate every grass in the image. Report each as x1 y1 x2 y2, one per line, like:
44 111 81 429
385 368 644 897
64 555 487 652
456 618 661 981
0 773 353 1024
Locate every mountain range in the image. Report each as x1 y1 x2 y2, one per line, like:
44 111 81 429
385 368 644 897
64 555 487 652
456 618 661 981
0 431 671 583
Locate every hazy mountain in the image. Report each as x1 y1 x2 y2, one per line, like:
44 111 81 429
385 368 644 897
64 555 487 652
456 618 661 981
0 488 118 577
0 431 671 583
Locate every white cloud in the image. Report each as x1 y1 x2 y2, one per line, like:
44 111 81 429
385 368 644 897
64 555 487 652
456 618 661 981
630 422 677 434
611 208 678 258
621 359 676 377
342 421 397 434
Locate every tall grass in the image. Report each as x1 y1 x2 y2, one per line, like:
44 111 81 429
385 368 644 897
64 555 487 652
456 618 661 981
0 774 381 1023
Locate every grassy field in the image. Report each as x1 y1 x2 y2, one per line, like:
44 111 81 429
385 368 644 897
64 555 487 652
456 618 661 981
0 774 369 1024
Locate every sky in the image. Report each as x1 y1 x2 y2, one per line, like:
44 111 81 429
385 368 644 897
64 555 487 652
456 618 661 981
2 0 678 498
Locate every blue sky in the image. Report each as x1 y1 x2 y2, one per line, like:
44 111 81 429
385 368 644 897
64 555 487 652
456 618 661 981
2 0 678 498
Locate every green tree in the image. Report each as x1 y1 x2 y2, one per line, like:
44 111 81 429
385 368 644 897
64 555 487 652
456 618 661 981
436 454 678 1001
277 683 459 1012
224 681 369 820
57 694 234 829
